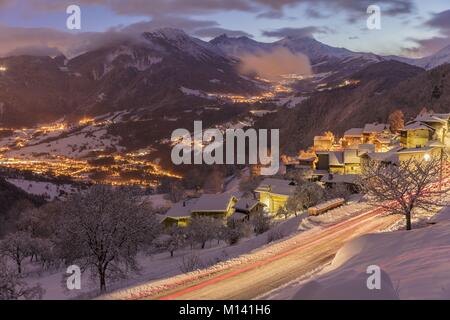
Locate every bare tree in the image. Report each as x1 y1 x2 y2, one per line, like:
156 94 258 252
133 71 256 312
155 226 185 258
0 259 44 300
168 182 184 203
276 206 290 220
56 185 161 292
358 156 448 230
0 231 32 274
187 216 219 249
223 218 251 245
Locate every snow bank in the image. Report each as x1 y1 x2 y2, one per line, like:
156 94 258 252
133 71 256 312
289 212 450 300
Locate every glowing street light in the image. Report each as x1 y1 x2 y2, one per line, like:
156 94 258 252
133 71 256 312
0 66 7 73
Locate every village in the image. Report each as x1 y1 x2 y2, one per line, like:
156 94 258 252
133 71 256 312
159 109 450 228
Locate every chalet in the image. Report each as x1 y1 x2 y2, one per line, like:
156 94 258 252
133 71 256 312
231 198 264 221
161 194 238 227
360 149 400 166
414 113 450 143
190 194 238 219
316 151 343 174
363 123 390 144
255 178 296 214
396 146 442 163
358 143 376 156
343 147 361 174
374 136 392 152
342 128 364 147
162 198 197 227
399 122 434 149
314 135 333 151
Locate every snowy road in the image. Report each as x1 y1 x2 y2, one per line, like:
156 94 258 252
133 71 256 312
140 208 400 300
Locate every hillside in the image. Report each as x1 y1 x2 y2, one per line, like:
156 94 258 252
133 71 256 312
256 61 450 154
0 177 45 228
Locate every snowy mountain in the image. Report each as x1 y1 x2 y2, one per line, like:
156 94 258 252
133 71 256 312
0 28 261 127
211 34 383 83
210 34 274 58
411 45 450 70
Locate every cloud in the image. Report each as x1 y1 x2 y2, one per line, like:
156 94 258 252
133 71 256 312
239 47 312 81
425 9 450 31
193 27 253 39
262 26 329 39
0 16 224 58
0 23 144 58
402 36 450 58
116 16 219 34
402 10 450 58
12 0 415 20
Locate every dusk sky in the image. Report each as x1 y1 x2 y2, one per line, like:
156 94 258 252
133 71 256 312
0 0 449 58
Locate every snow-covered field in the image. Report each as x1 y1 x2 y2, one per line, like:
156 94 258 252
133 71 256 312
0 112 129 160
6 179 78 201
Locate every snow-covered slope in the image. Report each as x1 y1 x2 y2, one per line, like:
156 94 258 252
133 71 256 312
387 45 450 70
289 209 450 300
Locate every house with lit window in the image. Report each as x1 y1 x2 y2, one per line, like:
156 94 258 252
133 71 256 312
363 123 390 144
342 128 364 147
399 122 434 149
396 146 442 163
255 178 296 214
413 112 450 143
161 194 238 227
313 135 334 151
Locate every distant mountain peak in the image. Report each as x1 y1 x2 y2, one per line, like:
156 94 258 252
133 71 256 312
145 28 189 41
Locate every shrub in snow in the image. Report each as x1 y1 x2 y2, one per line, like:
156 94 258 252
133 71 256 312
267 228 284 244
286 182 325 216
179 253 203 274
325 183 353 201
250 210 272 235
154 226 186 258
187 216 221 249
0 260 44 300
276 206 290 220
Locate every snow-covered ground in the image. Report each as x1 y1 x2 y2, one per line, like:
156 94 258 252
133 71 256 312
0 112 129 159
6 179 78 201
21 213 305 300
267 205 450 300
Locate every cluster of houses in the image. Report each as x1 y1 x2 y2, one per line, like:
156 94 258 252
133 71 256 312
160 111 450 228
161 178 296 227
286 111 450 185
